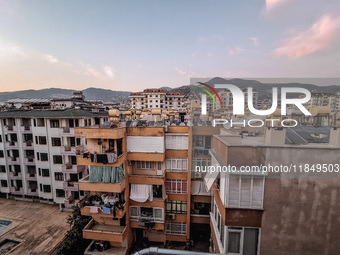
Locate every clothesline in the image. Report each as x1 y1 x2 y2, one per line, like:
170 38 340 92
83 152 118 164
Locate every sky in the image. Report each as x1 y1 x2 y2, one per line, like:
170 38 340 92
1 0 340 92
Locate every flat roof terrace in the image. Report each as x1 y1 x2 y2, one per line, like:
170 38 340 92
0 198 69 255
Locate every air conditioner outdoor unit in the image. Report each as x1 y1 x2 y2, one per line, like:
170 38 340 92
168 214 176 220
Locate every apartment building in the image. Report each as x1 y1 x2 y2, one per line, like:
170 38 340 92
75 110 192 254
213 89 259 111
206 126 340 255
129 89 184 110
0 109 107 209
305 92 340 112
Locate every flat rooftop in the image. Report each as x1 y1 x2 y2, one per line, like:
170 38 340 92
0 198 70 255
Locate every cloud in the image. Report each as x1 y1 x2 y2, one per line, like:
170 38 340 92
43 54 58 63
76 62 115 80
228 46 244 56
274 15 340 58
265 0 286 12
0 41 27 58
103 66 114 78
175 67 186 75
250 37 258 46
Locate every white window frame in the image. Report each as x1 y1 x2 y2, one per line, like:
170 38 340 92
227 174 265 209
130 206 164 222
165 134 188 150
226 227 261 255
165 222 187 235
136 161 155 170
166 158 188 172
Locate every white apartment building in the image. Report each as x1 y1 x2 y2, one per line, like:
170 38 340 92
129 88 184 110
305 92 340 112
213 89 259 111
0 109 107 210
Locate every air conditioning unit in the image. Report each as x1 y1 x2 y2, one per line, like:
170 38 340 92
168 214 176 220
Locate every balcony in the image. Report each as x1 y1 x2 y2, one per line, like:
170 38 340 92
10 187 23 195
22 140 33 149
8 172 22 179
59 127 74 136
8 157 19 164
4 125 17 132
26 173 37 181
75 127 126 140
24 156 35 165
27 188 38 196
83 219 127 243
84 240 127 255
6 141 19 148
63 181 79 191
79 176 126 193
62 164 85 174
21 126 31 132
81 204 126 219
77 154 125 167
128 175 165 185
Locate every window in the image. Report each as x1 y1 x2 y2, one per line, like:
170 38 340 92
51 138 61 147
0 135 2 143
165 134 188 150
227 227 260 255
36 118 45 127
166 158 187 172
43 185 51 193
1 180 8 187
0 150 3 158
136 161 154 170
50 119 60 128
55 172 63 181
38 136 47 145
0 165 6 173
165 179 187 194
130 206 164 222
56 189 65 197
166 222 186 235
166 201 187 214
228 175 264 209
41 169 50 177
53 155 63 164
40 153 48 161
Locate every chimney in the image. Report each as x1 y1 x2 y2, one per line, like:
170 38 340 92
329 127 340 147
265 127 286 146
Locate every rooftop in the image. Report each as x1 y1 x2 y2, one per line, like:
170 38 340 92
0 198 69 255
0 108 108 118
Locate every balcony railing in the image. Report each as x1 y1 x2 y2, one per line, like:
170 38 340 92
7 141 18 148
27 188 38 196
5 125 17 132
59 127 74 136
21 125 31 132
24 157 35 165
81 203 126 219
23 140 33 147
10 187 23 195
83 219 127 243
26 173 37 180
9 172 22 179
63 181 79 191
79 176 126 193
62 164 85 174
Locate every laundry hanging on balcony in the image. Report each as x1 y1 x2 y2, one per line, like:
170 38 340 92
89 165 124 183
191 181 211 195
130 184 153 203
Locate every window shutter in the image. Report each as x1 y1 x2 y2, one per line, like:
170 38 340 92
240 178 251 207
252 177 263 208
229 176 240 207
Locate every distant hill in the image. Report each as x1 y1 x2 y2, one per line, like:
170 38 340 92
174 77 340 99
0 87 131 103
1 78 339 103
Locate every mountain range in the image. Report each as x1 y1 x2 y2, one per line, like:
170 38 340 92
1 78 339 103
